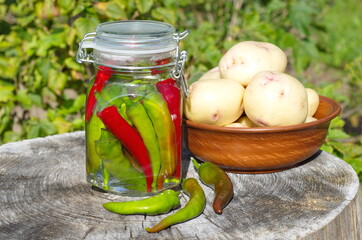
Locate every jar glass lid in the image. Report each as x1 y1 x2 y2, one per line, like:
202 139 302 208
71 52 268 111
76 20 189 68
93 20 177 54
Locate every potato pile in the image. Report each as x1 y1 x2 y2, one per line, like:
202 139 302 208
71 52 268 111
185 41 319 127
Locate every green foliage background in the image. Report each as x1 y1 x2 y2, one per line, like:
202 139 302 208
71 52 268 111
0 0 362 177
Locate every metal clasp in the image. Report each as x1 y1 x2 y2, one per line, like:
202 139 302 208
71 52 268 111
76 32 96 64
172 30 190 97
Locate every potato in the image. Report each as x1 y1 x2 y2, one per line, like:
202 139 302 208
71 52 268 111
305 116 317 123
224 115 258 128
198 67 220 81
233 115 258 127
244 71 308 127
218 41 287 86
224 123 245 128
185 78 244 126
306 88 319 116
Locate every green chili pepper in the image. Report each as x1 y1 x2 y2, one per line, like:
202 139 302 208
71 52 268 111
94 92 133 127
125 99 161 189
85 115 104 174
96 128 146 191
146 178 206 233
192 158 234 214
143 91 177 189
103 189 180 215
99 83 125 108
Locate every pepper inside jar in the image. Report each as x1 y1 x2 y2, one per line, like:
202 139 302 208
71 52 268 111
77 21 188 196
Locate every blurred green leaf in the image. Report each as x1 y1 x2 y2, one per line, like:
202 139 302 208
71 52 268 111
71 118 84 130
29 93 42 107
346 158 362 179
73 16 100 39
352 145 362 156
26 120 57 139
151 7 176 25
0 57 19 79
41 86 57 105
65 57 84 71
17 14 35 27
58 0 76 14
52 116 72 134
320 143 334 153
0 81 15 102
36 29 68 57
136 0 153 14
48 71 67 95
266 0 286 14
3 131 21 143
105 2 128 20
26 124 41 139
289 1 316 37
16 89 33 109
71 94 87 112
329 116 345 129
58 94 86 115
292 40 319 73
327 129 350 140
0 104 12 135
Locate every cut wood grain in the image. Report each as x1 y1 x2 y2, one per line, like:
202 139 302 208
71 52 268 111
0 131 360 240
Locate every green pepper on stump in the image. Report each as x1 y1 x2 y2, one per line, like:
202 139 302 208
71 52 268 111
192 158 234 214
146 178 206 233
103 189 180 215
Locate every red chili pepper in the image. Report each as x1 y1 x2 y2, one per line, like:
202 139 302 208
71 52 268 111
85 66 112 122
156 78 182 179
97 105 153 192
151 58 171 75
192 158 233 214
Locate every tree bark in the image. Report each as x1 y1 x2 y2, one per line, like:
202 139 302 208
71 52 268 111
0 131 360 240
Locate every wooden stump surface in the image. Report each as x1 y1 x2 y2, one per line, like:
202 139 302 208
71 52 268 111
0 131 360 240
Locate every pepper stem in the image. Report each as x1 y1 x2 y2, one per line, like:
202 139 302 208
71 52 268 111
191 157 201 171
102 164 110 190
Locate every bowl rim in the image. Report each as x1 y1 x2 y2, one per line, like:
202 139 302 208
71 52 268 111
185 95 341 133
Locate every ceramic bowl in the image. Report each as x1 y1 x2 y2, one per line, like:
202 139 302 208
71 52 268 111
185 96 341 173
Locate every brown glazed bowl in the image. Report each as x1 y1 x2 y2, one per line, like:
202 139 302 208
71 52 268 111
185 96 341 173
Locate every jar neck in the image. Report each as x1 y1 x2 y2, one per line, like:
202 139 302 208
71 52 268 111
92 49 176 71
95 62 175 81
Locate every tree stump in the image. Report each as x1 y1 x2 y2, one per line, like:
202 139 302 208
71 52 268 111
0 131 360 240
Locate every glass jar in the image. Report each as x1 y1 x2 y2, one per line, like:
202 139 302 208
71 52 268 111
76 20 189 196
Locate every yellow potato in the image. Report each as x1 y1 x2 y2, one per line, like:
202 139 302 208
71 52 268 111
185 78 244 126
224 123 245 128
198 67 220 81
233 115 258 127
306 88 319 116
305 116 317 123
218 41 287 87
244 71 308 127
